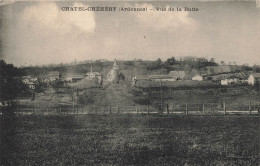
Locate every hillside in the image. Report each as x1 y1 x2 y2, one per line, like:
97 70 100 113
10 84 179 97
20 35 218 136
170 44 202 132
79 84 135 108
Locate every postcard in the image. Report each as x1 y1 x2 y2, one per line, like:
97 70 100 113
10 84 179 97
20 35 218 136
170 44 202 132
0 0 260 165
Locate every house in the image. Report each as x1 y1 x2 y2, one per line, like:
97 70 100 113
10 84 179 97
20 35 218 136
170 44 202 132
132 75 175 85
131 76 149 85
27 82 36 90
186 69 204 81
192 75 203 81
22 76 31 84
248 73 260 85
21 76 37 90
21 76 37 84
221 76 239 85
219 73 246 85
49 71 61 81
132 76 149 82
169 71 186 80
85 66 102 84
65 74 83 82
148 75 176 82
38 75 50 83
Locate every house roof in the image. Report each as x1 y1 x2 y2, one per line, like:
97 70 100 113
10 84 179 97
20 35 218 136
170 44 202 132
169 71 186 79
251 73 260 78
212 72 246 81
38 75 49 79
205 65 232 75
49 71 60 77
85 72 101 76
148 75 174 79
22 75 32 79
135 76 149 80
67 75 83 78
190 69 200 76
66 72 83 77
198 70 208 76
26 82 35 85
192 75 203 78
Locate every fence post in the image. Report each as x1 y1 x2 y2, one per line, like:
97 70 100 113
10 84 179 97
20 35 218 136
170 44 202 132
136 106 138 114
202 104 205 115
167 104 169 114
185 104 188 115
223 102 226 115
249 101 251 115
147 105 149 114
82 107 83 114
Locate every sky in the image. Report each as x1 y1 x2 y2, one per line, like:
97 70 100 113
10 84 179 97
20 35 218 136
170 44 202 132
0 1 260 66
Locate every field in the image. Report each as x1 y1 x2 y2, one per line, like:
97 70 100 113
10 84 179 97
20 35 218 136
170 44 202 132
0 114 259 165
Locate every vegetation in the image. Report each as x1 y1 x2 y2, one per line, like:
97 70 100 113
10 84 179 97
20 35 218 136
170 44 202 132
78 90 95 106
0 60 28 101
0 115 259 165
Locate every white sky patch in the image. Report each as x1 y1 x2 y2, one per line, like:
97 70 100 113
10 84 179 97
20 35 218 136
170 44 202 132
133 3 198 32
4 2 97 66
22 2 95 34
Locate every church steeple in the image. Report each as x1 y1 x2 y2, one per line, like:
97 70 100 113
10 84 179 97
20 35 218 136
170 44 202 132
90 60 93 73
113 59 119 70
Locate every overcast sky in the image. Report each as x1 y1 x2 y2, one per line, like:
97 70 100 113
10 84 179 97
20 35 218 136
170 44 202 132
0 1 260 66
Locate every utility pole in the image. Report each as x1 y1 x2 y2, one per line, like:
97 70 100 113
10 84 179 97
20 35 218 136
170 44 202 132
160 80 163 105
159 79 163 114
72 88 75 113
72 95 74 113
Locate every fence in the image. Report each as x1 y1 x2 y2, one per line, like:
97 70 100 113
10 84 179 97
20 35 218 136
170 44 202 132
1 101 260 116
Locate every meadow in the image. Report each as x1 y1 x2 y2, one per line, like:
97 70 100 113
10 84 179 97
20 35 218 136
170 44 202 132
0 114 259 165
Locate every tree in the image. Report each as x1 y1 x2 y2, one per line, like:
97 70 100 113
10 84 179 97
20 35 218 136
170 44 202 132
0 60 27 102
156 58 162 65
51 80 64 92
35 81 48 93
210 58 215 63
147 58 163 70
129 87 151 105
253 65 260 73
165 57 176 66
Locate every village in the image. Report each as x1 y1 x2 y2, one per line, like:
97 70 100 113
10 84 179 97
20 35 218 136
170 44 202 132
1 57 260 116
19 59 260 91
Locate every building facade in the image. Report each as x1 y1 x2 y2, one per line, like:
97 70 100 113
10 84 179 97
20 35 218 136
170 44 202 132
248 73 260 85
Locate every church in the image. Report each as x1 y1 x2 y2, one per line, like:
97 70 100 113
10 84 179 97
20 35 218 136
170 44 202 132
85 66 102 85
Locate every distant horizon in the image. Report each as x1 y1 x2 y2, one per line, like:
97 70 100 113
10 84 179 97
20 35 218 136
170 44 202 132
7 56 258 68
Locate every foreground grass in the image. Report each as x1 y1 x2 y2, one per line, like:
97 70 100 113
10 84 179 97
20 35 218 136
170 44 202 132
0 115 259 165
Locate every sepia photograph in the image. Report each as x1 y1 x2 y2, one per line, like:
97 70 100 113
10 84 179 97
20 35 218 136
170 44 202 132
0 0 260 165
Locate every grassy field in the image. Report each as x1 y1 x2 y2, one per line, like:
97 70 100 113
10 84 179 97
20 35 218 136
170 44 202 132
0 114 259 165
